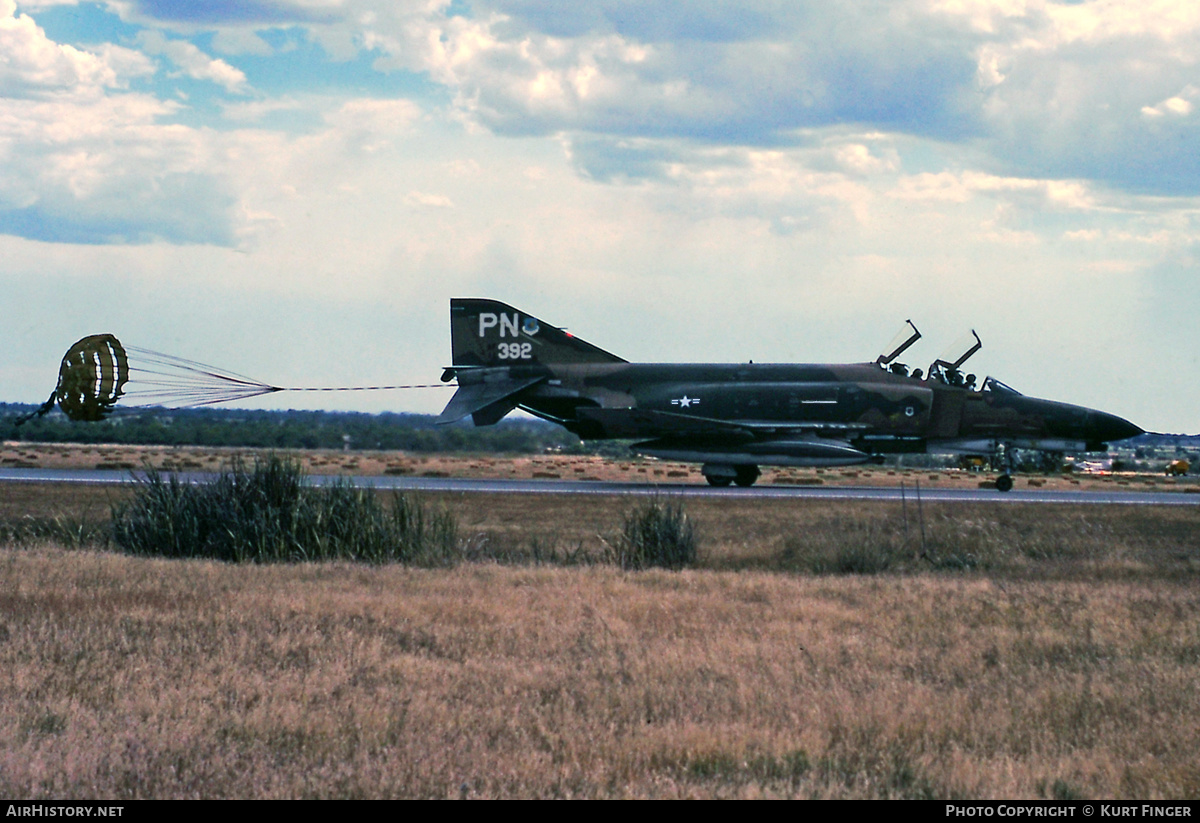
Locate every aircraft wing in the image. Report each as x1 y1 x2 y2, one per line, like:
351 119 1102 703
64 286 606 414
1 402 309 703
594 409 876 466
577 407 869 441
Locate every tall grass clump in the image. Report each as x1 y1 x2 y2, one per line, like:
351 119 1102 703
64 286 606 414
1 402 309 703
0 513 108 549
609 498 697 570
111 455 458 564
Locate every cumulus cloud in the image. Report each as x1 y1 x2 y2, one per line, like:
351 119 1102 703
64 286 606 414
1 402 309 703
137 30 250 93
0 0 151 99
891 171 1096 212
1142 87 1198 118
950 2 1200 193
408 4 980 141
60 0 1200 194
0 2 244 244
0 93 242 244
210 28 275 56
30 0 1194 197
563 134 886 237
8 0 1200 251
404 190 454 208
319 98 422 154
359 0 1200 195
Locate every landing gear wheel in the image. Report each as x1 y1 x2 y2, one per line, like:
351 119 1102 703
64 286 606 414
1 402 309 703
706 475 733 487
989 441 1016 493
734 466 760 487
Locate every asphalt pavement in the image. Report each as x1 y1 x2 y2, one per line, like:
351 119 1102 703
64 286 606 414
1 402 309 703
3 467 1197 505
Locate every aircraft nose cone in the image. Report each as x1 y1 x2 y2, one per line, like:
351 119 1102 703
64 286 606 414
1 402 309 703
1094 411 1143 442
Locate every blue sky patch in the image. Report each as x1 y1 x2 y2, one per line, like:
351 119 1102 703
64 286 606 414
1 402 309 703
24 1 142 46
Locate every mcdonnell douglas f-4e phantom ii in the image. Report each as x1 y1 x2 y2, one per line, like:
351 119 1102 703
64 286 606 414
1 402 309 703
436 299 1142 491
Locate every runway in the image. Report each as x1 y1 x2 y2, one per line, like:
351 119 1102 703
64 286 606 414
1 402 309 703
2 467 1197 505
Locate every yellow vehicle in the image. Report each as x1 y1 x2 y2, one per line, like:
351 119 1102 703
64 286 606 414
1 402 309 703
1166 459 1190 477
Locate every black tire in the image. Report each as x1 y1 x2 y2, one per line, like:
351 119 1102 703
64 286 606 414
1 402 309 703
734 466 760 487
996 474 1014 492
706 475 733 487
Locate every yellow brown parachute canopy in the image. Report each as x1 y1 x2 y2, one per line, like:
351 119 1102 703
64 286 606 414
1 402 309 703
18 334 131 424
56 334 130 421
17 333 449 425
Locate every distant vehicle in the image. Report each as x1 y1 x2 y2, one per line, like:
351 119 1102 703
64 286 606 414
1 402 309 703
1074 459 1113 475
437 299 1142 491
1166 459 1190 477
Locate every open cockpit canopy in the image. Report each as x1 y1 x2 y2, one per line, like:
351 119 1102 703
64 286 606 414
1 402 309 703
927 330 982 388
876 320 921 367
875 320 922 376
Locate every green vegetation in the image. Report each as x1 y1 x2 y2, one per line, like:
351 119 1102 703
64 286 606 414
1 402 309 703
108 460 698 570
112 456 457 564
5 471 1198 581
0 511 108 549
1 403 579 453
610 498 697 570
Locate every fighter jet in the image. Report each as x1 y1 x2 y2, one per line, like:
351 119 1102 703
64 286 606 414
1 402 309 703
436 299 1142 490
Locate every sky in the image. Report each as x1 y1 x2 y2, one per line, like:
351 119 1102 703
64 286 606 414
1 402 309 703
2 0 1197 432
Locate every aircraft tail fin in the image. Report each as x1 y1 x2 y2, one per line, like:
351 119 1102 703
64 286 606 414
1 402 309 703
450 299 625 367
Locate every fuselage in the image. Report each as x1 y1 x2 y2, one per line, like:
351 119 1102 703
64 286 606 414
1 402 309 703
440 299 1143 485
504 361 1140 456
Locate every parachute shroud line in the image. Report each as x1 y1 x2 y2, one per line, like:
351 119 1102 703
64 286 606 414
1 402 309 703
17 334 450 424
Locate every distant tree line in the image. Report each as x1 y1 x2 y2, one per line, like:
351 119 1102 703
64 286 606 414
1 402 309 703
0 403 582 454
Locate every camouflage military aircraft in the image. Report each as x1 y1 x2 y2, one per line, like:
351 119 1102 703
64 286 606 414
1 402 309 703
436 299 1142 490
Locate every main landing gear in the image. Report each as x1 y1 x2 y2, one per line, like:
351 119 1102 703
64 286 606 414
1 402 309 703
702 464 760 487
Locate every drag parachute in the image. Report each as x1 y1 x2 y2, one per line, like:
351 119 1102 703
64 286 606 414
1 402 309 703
17 333 445 425
18 334 132 424
57 334 130 421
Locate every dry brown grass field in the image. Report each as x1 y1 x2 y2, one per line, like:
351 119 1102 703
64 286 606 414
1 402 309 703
2 448 1199 799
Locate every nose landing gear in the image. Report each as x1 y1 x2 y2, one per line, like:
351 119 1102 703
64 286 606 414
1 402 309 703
990 441 1015 492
